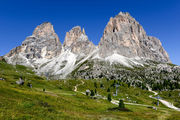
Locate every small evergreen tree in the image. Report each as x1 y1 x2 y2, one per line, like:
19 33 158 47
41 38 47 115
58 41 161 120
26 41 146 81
107 87 110 92
141 83 146 90
94 82 97 88
86 91 89 96
128 82 131 88
119 100 125 108
100 83 104 88
168 93 171 97
107 94 111 102
90 90 95 96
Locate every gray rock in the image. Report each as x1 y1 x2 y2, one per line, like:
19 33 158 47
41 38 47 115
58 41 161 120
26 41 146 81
0 56 6 62
69 58 179 90
98 12 170 63
4 22 62 65
0 56 4 61
63 26 96 56
16 78 24 85
0 78 5 80
27 83 32 88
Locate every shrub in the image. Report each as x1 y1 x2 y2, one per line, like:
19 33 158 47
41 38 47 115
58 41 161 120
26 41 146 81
94 82 97 88
107 94 111 102
100 83 104 88
90 90 95 96
43 88 46 92
107 88 110 92
119 100 125 108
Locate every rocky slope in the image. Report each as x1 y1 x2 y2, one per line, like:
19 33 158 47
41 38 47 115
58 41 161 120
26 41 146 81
3 12 178 84
69 59 180 90
4 23 97 79
35 26 96 78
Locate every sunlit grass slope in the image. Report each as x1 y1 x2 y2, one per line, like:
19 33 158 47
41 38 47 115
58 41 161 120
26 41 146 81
0 61 179 120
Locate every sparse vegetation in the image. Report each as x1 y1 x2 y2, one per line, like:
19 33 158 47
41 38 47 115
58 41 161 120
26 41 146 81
70 60 180 92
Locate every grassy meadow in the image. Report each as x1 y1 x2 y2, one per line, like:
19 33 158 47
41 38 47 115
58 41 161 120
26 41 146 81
0 61 179 120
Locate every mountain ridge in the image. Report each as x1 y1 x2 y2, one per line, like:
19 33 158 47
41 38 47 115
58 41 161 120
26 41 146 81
3 12 173 79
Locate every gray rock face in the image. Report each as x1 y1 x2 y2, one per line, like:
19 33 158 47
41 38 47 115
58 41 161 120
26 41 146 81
5 22 62 63
63 26 96 56
98 12 170 63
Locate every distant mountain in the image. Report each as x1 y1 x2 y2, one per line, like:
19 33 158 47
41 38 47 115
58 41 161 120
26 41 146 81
3 12 179 88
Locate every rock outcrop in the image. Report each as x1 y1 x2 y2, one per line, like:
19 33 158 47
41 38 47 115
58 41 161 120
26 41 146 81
10 22 61 59
4 22 62 66
98 12 170 63
0 56 4 61
63 26 96 56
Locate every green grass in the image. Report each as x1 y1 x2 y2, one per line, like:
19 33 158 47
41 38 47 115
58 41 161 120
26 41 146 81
159 90 180 108
0 61 180 120
76 79 161 106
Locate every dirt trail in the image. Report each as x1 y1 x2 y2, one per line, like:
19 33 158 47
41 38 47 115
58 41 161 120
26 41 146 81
148 85 180 112
35 88 73 97
74 80 85 92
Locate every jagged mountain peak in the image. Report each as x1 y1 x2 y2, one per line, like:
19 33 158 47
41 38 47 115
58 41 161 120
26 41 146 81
117 12 134 19
5 22 62 65
103 12 145 37
63 26 96 55
32 22 56 38
98 12 170 63
118 11 130 15
70 26 82 33
66 26 86 37
64 26 87 46
82 27 86 34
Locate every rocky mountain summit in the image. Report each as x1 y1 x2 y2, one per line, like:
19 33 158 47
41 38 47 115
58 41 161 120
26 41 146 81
63 26 96 56
98 12 170 63
4 22 62 67
3 12 178 82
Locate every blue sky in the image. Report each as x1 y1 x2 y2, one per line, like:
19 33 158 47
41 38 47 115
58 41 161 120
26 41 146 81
0 0 180 65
